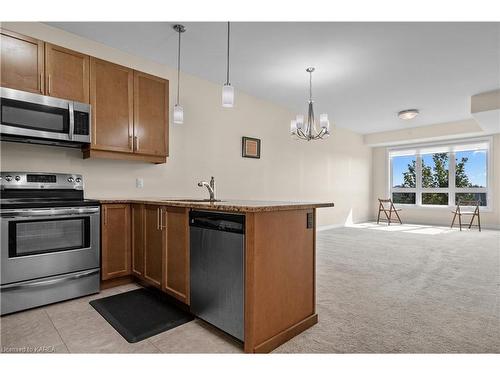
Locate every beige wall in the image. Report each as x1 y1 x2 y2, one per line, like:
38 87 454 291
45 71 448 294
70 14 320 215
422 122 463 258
0 22 373 227
371 134 500 229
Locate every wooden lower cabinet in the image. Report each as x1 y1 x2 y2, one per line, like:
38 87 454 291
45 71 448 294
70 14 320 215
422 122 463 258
143 205 164 288
131 204 144 277
244 209 316 353
101 204 131 280
129 204 189 303
163 207 190 304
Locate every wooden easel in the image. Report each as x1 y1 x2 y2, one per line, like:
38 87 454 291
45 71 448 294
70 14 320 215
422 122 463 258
451 200 481 231
377 198 402 225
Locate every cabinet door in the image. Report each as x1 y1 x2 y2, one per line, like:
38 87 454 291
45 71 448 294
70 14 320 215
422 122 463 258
45 43 90 103
131 204 145 278
90 58 134 153
0 29 44 94
164 207 190 304
143 205 165 288
133 71 168 156
101 204 131 280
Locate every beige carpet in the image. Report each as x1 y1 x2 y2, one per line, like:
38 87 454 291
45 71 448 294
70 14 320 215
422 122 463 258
274 223 500 353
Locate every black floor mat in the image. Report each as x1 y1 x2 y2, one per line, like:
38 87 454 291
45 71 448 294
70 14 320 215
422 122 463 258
89 287 193 343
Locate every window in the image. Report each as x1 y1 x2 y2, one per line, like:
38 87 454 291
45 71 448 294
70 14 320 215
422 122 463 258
389 139 491 208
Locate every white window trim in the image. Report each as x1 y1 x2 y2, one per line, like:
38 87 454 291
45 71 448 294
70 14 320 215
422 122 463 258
387 136 493 212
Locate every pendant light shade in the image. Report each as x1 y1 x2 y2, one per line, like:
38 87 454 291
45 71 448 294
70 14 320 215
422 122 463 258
173 104 184 123
222 22 234 108
222 84 234 108
173 24 186 124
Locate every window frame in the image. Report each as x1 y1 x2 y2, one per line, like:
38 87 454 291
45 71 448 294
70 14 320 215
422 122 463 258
387 137 492 210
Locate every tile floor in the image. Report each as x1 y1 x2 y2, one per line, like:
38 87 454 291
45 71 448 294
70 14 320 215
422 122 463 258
0 283 242 353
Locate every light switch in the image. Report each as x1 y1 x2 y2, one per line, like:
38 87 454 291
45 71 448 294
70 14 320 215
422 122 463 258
136 178 144 188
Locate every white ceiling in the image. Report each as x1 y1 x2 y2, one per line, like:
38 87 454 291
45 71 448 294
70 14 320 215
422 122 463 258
47 22 500 134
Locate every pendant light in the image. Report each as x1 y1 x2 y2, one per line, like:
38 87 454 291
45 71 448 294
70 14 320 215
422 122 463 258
222 22 234 108
173 24 186 124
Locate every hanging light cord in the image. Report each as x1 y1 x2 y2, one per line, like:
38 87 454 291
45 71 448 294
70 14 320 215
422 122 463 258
226 21 230 85
176 28 181 105
309 70 313 102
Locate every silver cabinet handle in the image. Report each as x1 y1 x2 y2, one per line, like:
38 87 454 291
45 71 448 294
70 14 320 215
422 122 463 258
160 208 166 230
157 207 160 230
0 269 99 291
134 136 140 151
47 74 52 95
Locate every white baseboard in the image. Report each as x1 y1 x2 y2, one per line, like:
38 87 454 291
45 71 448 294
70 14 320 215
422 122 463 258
316 224 345 232
318 220 500 231
360 218 500 231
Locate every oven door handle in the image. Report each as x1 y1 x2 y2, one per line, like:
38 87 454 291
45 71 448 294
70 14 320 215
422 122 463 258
0 269 99 291
1 207 100 217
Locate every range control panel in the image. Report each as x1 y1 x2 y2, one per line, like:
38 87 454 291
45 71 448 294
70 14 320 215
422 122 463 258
0 172 84 190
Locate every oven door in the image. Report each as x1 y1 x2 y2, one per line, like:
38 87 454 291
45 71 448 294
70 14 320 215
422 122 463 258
0 87 72 142
0 206 100 285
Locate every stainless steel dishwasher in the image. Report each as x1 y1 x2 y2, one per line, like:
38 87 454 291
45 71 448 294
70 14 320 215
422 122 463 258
190 210 244 341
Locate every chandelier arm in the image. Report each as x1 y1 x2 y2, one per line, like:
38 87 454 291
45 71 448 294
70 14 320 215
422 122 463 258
296 128 307 139
315 127 327 139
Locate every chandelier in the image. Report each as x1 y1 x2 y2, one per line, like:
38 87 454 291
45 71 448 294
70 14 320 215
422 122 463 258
290 67 331 140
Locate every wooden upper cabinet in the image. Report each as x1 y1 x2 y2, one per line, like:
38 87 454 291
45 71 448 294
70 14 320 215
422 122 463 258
133 71 169 157
45 43 90 103
90 58 134 153
131 204 145 278
101 204 131 280
143 205 165 288
163 207 190 304
0 29 44 94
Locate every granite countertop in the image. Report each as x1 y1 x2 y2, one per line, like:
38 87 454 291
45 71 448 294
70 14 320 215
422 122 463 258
94 198 334 213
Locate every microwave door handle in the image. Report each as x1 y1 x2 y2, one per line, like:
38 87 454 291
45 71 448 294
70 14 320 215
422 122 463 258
68 101 74 140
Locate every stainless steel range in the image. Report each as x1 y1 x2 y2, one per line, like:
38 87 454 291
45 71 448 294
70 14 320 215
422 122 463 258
0 172 100 315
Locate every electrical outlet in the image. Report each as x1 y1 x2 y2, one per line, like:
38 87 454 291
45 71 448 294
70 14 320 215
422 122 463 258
136 178 144 189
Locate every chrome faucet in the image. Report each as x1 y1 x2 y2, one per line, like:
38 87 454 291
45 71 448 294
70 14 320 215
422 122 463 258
198 176 216 201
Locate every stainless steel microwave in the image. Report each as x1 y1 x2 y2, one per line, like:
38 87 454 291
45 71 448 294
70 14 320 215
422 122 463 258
0 87 91 147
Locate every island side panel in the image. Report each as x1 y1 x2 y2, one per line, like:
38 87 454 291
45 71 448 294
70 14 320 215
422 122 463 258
244 209 316 353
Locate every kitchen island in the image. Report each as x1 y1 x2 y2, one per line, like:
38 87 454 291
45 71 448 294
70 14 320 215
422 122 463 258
97 199 334 353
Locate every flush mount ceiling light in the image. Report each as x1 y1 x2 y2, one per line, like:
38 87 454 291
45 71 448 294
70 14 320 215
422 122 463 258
290 67 331 141
173 24 186 124
398 109 419 120
222 22 234 108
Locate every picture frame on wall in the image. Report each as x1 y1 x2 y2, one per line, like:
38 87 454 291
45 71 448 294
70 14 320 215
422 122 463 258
242 137 261 159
